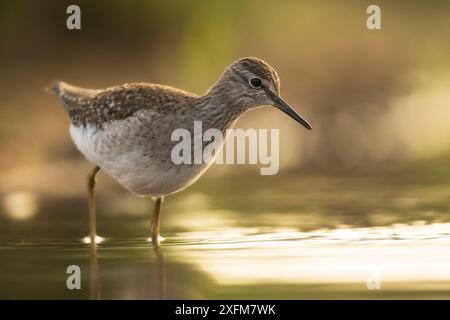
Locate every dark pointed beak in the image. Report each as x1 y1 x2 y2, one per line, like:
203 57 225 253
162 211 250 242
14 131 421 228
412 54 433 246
270 93 312 130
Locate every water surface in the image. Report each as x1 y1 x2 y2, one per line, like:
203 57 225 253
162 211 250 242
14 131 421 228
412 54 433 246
1 174 450 299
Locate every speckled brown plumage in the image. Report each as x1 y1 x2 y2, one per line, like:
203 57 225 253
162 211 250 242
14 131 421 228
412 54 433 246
52 57 285 129
52 82 197 128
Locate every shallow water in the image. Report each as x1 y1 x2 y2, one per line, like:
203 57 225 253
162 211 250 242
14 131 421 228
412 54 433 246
1 174 450 299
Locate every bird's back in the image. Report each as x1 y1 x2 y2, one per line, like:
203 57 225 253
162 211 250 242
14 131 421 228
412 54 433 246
52 81 198 128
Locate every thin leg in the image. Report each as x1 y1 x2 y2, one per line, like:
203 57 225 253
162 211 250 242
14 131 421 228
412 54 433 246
87 165 101 244
150 196 164 246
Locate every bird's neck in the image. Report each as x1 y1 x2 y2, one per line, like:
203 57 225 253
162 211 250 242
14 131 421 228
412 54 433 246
195 82 246 132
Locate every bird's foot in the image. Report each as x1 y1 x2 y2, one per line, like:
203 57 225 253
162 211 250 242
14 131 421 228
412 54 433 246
82 234 105 244
147 235 165 246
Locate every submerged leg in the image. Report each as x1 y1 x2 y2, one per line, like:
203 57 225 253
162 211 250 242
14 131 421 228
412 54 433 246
87 165 101 244
150 196 164 246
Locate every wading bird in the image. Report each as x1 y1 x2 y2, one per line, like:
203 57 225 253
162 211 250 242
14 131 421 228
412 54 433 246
52 57 311 245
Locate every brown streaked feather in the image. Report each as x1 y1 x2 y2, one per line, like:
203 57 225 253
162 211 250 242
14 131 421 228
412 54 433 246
52 57 281 130
234 57 280 93
52 81 198 128
51 81 99 107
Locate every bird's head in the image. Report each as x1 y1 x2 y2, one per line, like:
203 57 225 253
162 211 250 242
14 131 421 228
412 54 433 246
211 57 311 130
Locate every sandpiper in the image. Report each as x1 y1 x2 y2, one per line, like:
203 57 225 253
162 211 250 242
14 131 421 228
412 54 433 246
52 57 311 246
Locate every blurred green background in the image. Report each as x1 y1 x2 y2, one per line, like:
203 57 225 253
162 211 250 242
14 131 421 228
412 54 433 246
1 0 450 299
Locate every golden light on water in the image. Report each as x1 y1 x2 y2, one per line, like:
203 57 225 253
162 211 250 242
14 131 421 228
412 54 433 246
2 191 38 221
82 235 106 244
174 223 450 286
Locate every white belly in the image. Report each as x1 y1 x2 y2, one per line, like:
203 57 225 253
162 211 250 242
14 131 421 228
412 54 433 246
69 119 212 197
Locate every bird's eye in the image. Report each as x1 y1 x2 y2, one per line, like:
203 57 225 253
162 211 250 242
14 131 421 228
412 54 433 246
249 78 262 88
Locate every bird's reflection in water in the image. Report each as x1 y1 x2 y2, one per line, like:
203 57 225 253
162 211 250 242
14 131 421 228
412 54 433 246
88 242 168 300
154 246 167 299
89 243 101 300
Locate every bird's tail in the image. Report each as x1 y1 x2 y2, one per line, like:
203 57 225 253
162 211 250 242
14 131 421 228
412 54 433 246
48 81 99 111
49 81 64 97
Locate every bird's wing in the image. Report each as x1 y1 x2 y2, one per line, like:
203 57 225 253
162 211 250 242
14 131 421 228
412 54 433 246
52 81 196 128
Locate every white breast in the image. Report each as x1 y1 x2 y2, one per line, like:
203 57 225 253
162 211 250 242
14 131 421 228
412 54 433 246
69 117 212 197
